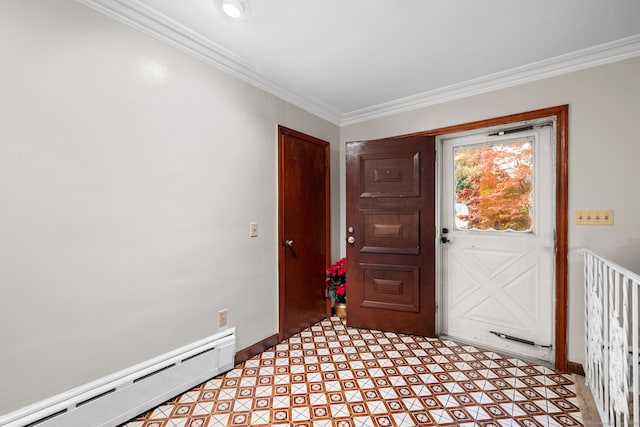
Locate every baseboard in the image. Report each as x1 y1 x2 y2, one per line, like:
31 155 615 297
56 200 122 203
566 361 585 376
234 334 279 365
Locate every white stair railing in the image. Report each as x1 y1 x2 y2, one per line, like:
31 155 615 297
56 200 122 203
584 248 640 426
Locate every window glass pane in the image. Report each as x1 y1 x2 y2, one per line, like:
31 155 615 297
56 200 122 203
454 138 533 232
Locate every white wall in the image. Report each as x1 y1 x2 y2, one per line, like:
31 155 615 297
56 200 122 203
340 56 640 367
0 0 339 414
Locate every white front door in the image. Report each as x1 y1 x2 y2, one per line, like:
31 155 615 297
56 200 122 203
440 121 555 363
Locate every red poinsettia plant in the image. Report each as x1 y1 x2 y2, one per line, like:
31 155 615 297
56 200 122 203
326 257 346 304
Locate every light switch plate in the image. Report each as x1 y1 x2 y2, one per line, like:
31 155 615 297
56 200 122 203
574 209 614 225
250 222 258 237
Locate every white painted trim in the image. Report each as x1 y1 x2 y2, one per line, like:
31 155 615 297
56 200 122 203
74 0 640 126
342 35 640 125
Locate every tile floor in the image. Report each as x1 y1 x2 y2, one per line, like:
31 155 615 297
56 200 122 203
121 317 584 427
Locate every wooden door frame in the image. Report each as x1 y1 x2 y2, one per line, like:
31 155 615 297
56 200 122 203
277 125 331 342
395 105 570 372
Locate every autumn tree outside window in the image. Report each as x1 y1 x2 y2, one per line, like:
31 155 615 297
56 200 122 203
454 138 534 232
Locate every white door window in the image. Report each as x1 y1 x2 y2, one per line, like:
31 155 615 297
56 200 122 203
440 122 555 363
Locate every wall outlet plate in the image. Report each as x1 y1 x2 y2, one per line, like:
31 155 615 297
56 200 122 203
218 309 228 327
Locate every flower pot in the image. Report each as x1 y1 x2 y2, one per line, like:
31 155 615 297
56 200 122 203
334 302 347 319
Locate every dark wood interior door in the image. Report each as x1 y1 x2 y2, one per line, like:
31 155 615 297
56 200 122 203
346 135 436 336
278 126 330 341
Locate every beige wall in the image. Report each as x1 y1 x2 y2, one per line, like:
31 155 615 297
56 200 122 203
0 0 340 414
340 56 640 366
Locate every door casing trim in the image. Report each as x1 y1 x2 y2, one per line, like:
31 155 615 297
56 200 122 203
393 105 569 371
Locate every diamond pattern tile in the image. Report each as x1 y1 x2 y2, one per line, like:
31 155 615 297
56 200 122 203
121 317 584 427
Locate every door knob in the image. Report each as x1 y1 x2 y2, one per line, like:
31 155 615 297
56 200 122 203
440 236 450 244
347 236 355 245
285 240 294 247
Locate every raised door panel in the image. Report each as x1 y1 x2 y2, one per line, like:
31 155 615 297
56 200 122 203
361 263 420 312
359 152 420 198
361 210 420 254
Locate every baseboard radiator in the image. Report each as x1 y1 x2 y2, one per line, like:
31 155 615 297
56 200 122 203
0 328 235 427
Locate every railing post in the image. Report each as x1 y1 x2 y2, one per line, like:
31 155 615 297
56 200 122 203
603 261 611 425
633 280 639 426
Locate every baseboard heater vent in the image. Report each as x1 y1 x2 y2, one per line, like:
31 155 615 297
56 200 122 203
0 328 235 427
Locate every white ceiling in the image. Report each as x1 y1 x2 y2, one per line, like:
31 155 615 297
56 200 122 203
79 0 640 125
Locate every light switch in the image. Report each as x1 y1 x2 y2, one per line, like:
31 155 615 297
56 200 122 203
250 222 258 237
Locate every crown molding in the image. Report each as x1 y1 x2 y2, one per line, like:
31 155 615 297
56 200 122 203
75 0 640 128
77 0 343 125
341 34 640 126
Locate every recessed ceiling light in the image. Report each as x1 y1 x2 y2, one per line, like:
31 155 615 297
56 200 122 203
218 0 250 19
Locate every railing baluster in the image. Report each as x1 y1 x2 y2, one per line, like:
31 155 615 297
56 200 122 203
597 254 604 418
622 272 629 426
